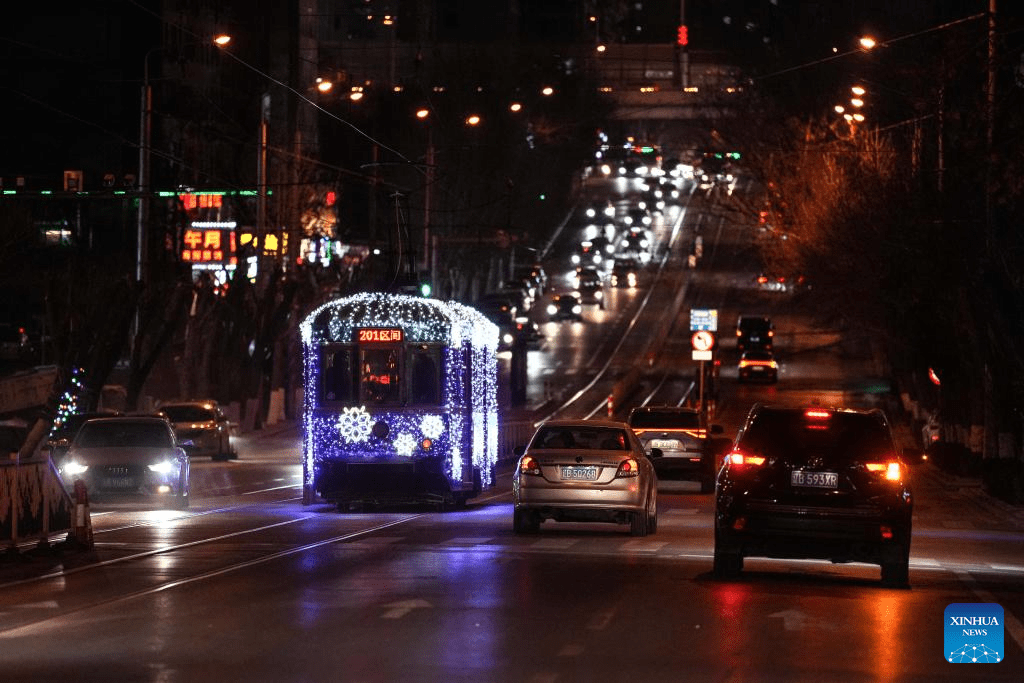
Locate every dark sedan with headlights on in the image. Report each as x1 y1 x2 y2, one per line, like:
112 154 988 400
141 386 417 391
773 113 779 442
714 405 916 587
512 419 661 536
58 416 190 509
158 399 234 460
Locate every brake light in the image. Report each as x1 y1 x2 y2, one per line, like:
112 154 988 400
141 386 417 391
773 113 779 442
739 358 777 369
727 450 765 467
616 458 640 478
866 462 902 481
804 409 831 420
520 456 541 476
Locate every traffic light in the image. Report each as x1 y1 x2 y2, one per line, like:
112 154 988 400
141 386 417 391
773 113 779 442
676 25 688 46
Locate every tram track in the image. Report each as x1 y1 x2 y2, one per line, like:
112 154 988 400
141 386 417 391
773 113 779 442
542 185 698 423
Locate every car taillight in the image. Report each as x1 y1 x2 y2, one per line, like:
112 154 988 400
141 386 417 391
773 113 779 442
866 461 902 481
804 409 831 420
727 450 765 467
616 458 640 478
739 358 777 369
520 456 541 476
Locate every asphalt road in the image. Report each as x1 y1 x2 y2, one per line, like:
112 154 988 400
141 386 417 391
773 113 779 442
1 172 1022 682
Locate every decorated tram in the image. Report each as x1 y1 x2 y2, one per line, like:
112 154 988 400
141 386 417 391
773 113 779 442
300 292 500 509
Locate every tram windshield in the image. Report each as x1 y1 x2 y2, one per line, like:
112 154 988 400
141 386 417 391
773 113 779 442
361 348 401 403
319 345 442 406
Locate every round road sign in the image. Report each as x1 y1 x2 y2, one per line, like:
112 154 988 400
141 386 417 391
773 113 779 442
691 330 715 352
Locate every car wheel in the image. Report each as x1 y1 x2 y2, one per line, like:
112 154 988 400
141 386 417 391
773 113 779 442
881 545 911 588
513 509 540 534
630 507 649 537
713 530 743 577
172 481 189 510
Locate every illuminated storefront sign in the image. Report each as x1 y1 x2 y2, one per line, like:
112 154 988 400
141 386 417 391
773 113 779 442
181 225 237 265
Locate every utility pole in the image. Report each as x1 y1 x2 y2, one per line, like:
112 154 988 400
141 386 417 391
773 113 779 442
258 93 270 269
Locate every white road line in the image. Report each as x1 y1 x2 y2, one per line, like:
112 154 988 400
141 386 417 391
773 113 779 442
587 610 614 630
621 540 667 552
444 537 494 546
955 569 1024 655
532 538 578 550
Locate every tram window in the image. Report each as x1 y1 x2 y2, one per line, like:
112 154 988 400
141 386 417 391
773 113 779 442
361 348 401 404
410 347 441 405
322 348 355 403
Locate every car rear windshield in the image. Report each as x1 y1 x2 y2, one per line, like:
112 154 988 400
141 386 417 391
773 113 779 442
741 410 893 463
532 426 628 450
739 318 770 331
628 410 700 429
161 405 217 422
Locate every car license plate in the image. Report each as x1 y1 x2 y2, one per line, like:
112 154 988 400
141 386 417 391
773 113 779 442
103 477 137 490
751 366 764 372
560 466 598 481
650 439 679 450
750 335 761 342
791 471 838 488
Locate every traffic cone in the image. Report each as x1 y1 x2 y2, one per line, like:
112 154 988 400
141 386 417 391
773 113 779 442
71 479 94 549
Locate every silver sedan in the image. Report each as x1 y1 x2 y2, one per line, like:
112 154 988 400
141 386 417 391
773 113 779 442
512 419 661 536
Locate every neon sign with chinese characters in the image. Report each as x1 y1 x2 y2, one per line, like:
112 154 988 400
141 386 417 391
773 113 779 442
181 226 237 265
356 328 404 343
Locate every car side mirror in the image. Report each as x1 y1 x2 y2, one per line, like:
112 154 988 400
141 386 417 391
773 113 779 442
513 445 526 457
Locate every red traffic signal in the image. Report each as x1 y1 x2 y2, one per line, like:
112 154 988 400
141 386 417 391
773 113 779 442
676 25 688 46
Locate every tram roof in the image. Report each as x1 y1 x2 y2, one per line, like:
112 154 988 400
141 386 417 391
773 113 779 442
300 292 498 347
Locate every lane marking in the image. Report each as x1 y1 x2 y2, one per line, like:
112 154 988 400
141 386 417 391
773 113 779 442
0 514 427 638
955 569 1024 655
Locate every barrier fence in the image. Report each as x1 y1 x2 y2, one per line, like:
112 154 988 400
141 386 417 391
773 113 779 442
1 456 74 551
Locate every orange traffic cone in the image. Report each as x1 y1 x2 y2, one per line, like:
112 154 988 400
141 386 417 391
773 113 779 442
72 479 94 549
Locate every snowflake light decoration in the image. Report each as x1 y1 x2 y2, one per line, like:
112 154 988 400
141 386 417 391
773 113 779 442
420 414 444 440
337 406 372 442
394 432 417 457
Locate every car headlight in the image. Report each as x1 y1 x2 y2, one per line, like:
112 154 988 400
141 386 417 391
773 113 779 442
547 304 557 315
502 333 514 345
148 460 177 474
572 305 582 314
63 461 89 476
571 254 581 264
595 290 603 299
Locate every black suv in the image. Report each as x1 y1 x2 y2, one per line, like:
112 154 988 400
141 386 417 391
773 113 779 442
714 405 916 587
736 315 774 352
627 406 725 492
